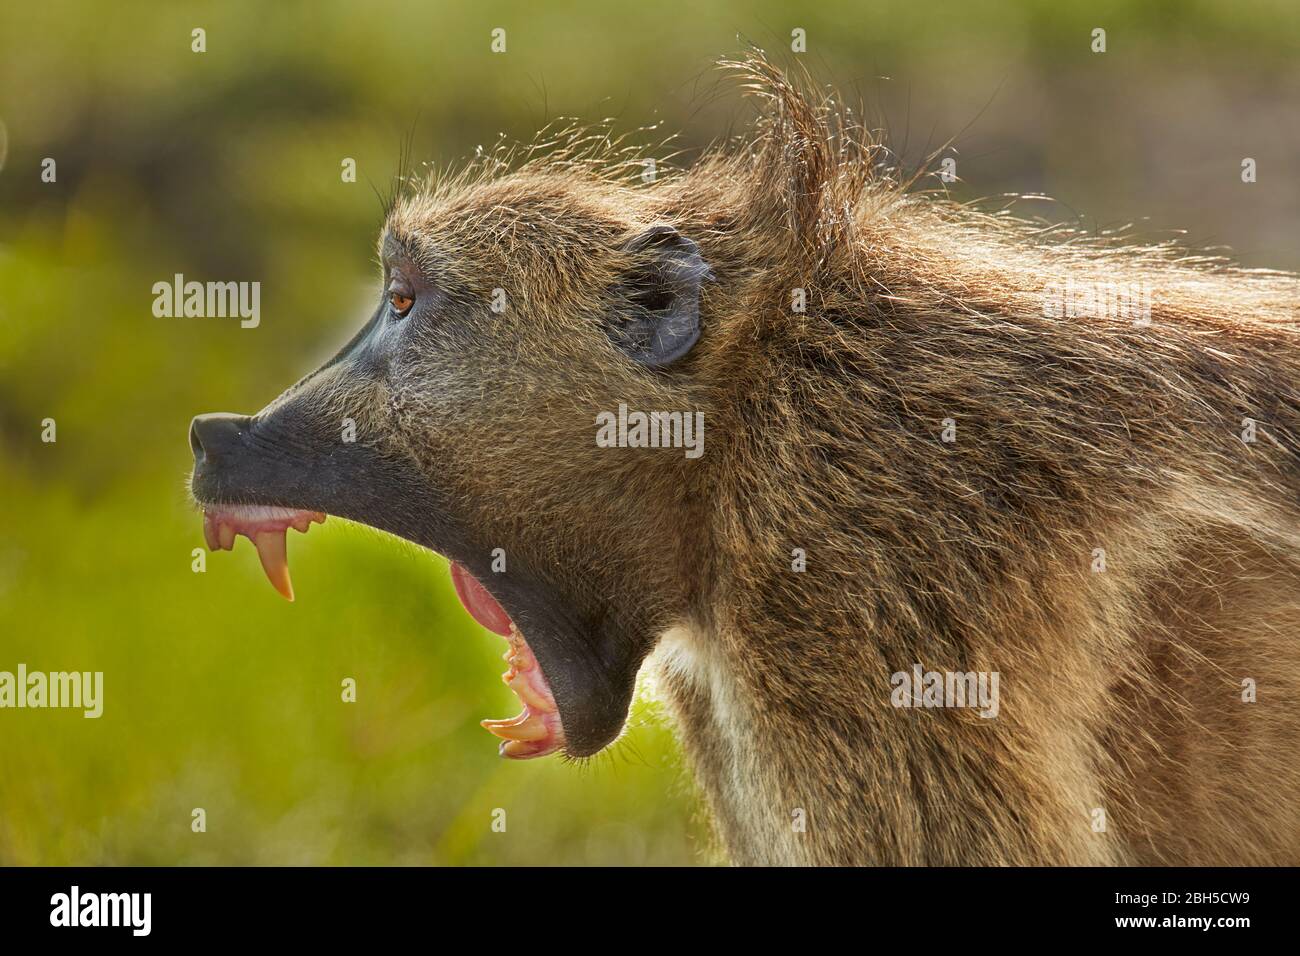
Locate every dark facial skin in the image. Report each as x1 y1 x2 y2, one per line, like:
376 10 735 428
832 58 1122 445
190 193 713 757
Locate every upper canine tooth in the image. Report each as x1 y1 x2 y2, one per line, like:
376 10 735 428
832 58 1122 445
218 522 236 551
203 514 220 551
252 529 294 601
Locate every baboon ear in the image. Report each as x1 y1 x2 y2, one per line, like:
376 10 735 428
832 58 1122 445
607 225 711 367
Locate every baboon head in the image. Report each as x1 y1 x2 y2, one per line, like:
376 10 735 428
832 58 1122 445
189 165 719 759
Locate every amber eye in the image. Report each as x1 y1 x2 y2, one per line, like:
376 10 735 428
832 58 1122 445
388 290 414 318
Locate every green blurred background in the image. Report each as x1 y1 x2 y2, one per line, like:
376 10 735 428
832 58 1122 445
0 0 1296 865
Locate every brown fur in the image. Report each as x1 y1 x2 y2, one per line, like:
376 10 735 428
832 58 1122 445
376 55 1300 865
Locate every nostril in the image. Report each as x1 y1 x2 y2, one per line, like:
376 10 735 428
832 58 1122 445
188 418 206 461
190 413 253 465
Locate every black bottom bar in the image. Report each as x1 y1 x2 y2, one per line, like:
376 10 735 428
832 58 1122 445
0 866 1283 941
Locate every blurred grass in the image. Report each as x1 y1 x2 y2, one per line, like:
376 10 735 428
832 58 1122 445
0 0 1296 864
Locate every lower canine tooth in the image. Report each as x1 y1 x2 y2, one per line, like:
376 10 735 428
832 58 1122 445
252 529 294 601
501 739 546 758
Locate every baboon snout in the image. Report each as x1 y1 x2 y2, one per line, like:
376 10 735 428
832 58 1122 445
189 412 253 467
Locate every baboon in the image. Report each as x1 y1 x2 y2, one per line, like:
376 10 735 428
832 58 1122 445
189 56 1300 865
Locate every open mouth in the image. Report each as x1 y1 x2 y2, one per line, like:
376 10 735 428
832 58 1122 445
200 504 566 760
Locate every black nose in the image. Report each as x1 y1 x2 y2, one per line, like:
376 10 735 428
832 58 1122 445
190 413 253 466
